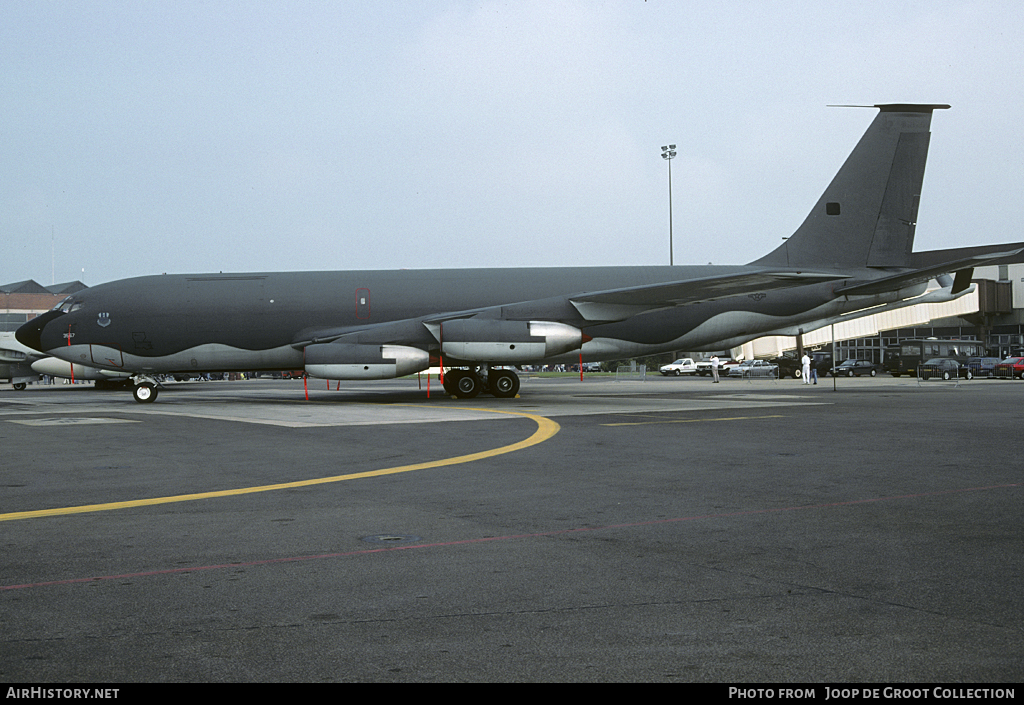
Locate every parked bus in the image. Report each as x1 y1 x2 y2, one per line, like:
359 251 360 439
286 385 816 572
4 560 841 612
883 338 986 377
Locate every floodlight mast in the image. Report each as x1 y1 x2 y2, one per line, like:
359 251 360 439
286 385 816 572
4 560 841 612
661 144 677 265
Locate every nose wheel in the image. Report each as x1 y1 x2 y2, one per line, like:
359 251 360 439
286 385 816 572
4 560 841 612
131 377 160 403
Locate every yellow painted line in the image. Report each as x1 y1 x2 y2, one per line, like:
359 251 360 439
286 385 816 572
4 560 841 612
602 414 786 427
0 406 559 522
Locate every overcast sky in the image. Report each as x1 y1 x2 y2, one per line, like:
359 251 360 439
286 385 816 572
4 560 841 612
2 1 1022 286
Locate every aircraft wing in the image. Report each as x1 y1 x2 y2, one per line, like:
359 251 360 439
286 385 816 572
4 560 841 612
568 269 847 321
834 248 1024 296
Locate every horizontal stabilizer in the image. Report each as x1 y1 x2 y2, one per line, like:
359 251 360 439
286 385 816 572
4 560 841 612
834 248 1023 296
570 270 846 321
909 241 1024 268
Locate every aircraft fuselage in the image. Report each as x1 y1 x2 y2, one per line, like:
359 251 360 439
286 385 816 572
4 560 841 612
22 264 918 375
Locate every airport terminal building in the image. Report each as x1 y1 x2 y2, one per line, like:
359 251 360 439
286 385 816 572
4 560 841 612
738 258 1024 363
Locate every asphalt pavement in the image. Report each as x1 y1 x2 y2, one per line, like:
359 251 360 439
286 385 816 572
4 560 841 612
1 374 1020 682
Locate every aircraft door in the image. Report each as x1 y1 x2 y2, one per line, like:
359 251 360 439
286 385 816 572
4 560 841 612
91 344 125 369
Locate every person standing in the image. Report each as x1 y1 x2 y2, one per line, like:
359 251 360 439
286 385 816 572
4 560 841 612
711 355 720 383
801 353 811 384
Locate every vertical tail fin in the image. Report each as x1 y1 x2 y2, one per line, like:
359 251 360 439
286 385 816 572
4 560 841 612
753 104 950 270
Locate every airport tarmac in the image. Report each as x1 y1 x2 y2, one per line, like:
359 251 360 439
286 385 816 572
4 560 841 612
1 374 1021 682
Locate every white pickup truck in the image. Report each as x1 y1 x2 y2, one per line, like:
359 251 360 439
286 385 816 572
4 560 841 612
659 358 698 376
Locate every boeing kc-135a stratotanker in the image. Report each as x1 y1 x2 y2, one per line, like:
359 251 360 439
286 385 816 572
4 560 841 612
16 104 1023 403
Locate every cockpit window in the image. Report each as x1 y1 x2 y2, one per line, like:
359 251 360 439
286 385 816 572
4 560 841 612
51 297 82 313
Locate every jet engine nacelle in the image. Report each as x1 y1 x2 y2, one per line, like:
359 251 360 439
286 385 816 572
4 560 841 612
31 357 131 381
304 343 429 380
441 320 583 362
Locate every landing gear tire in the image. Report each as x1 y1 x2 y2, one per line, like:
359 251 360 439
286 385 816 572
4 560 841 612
489 369 520 398
441 371 457 395
448 370 482 399
133 382 158 403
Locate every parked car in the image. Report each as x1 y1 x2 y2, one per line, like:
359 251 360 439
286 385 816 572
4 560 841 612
659 358 698 376
721 359 742 375
581 362 602 373
811 352 833 377
770 354 803 379
919 358 972 380
695 358 739 377
993 356 1024 380
966 357 1002 378
832 359 883 377
727 359 779 378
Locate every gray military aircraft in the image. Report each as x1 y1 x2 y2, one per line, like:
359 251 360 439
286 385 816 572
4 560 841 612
16 104 1022 403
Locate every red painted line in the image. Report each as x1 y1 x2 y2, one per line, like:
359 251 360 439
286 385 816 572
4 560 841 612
2 482 1017 592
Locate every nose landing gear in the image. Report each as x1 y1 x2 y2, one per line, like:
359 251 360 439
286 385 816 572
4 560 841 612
130 375 160 403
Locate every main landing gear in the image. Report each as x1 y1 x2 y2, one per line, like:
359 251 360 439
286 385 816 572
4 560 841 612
442 366 520 399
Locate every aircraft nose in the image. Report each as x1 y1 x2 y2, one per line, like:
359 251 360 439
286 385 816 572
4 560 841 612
15 309 65 352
